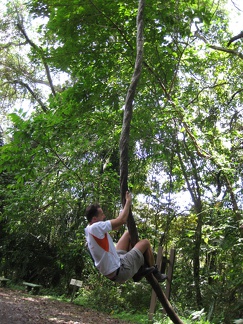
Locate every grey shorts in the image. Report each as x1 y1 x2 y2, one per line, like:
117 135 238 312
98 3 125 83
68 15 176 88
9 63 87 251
114 248 144 283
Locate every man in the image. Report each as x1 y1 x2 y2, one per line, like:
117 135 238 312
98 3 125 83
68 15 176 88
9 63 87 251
85 191 167 284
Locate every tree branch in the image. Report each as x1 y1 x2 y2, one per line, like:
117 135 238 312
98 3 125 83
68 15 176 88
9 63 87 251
119 0 145 209
12 80 48 112
194 30 243 60
227 31 243 46
16 22 57 96
209 44 243 60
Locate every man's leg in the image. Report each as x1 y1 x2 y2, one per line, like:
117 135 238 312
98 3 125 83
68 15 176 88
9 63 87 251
134 239 167 282
116 234 156 263
116 234 167 282
116 231 132 252
115 234 153 281
134 239 155 266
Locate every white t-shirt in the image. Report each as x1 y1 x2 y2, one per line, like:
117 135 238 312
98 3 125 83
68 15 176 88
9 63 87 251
85 220 120 276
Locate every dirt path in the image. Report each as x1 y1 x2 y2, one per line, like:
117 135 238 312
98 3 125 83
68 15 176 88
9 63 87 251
0 288 132 324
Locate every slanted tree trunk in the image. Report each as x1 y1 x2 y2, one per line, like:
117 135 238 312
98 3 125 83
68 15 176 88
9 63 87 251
176 139 203 308
119 1 183 323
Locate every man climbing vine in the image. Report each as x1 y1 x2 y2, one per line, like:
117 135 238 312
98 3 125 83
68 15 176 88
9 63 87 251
119 1 184 323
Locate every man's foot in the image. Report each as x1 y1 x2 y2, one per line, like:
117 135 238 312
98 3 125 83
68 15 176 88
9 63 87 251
153 265 167 282
133 266 155 282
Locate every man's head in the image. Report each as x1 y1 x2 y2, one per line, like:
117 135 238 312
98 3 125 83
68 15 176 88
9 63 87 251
86 204 106 223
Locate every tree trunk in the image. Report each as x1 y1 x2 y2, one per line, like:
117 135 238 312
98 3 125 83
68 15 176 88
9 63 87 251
176 141 203 308
119 1 184 323
193 200 203 308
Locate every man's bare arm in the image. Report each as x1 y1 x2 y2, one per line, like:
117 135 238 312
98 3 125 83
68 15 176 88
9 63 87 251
110 191 132 230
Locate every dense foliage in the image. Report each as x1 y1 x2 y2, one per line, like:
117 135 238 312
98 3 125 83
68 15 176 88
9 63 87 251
0 0 242 323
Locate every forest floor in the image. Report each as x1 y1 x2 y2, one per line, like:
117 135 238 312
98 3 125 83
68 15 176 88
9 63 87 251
0 287 133 324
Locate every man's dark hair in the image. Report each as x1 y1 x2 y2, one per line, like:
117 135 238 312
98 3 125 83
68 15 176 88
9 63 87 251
85 204 100 222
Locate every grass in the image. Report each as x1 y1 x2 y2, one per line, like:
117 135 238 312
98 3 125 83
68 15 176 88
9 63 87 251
72 290 211 324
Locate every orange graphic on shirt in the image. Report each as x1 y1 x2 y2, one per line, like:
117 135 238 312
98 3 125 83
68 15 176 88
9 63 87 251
91 233 109 252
